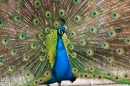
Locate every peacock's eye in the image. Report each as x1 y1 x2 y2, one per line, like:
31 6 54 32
30 43 37 50
44 71 50 77
90 67 93 70
72 68 78 73
33 44 36 47
69 45 74 50
75 17 78 20
46 72 48 75
33 80 38 85
109 32 113 35
0 60 3 63
126 39 129 42
39 55 45 61
111 12 120 19
40 48 46 53
13 15 22 22
26 73 30 77
92 12 96 15
84 74 88 78
40 79 42 81
87 49 94 56
90 28 94 31
113 13 116 17
45 27 50 34
116 48 125 56
0 20 4 27
33 19 39 25
34 0 41 8
98 75 102 79
21 34 24 37
70 32 76 37
102 42 110 49
117 49 120 52
89 67 94 73
2 38 9 45
103 44 106 46
0 59 4 66
79 74 83 77
0 20 2 24
106 72 112 78
89 27 98 34
35 81 38 84
71 52 77 58
115 76 118 79
69 45 72 48
107 73 110 76
10 49 17 56
25 72 32 79
23 55 29 62
54 21 60 28
74 69 76 71
42 41 46 46
38 78 43 83
107 57 114 64
9 66 14 72
124 74 128 78
37 33 44 39
108 58 111 61
80 41 83 44
91 11 100 17
36 21 38 24
59 8 65 17
108 30 117 37
18 33 26 40
74 15 81 22
4 39 8 42
88 51 90 54
17 16 20 20
125 38 130 45
73 0 80 4
27 84 30 86
45 11 52 18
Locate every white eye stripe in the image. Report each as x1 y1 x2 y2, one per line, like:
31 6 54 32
58 29 64 35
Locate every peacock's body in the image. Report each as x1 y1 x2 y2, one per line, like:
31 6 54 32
0 0 130 86
48 26 75 84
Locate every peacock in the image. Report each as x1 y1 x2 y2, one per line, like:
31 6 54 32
0 0 130 86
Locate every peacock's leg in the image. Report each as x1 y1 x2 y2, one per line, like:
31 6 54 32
47 84 50 86
58 81 61 86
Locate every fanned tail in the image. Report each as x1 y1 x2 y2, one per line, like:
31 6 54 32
66 0 130 84
0 0 130 85
0 0 53 85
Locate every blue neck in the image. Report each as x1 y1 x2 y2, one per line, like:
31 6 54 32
52 35 74 81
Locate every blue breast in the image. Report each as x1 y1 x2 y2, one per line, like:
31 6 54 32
48 34 75 84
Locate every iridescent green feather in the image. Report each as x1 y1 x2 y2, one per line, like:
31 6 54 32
46 30 57 68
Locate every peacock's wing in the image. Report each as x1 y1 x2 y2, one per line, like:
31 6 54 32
64 0 130 84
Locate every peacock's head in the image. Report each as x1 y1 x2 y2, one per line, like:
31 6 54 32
58 18 66 36
59 18 65 26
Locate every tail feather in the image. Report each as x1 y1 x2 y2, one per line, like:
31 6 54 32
0 0 130 85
